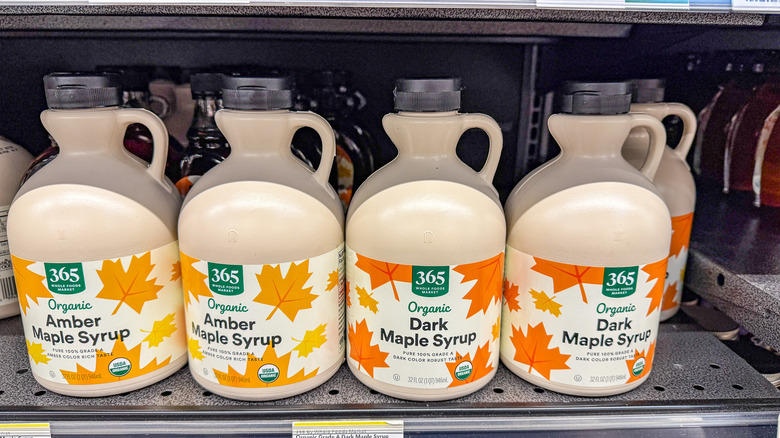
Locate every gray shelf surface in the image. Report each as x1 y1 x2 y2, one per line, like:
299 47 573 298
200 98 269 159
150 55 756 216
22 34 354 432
0 314 778 435
686 184 780 352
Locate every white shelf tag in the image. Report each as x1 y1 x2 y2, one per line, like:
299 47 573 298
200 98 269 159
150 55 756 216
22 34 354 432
0 424 51 438
732 0 780 11
292 420 403 438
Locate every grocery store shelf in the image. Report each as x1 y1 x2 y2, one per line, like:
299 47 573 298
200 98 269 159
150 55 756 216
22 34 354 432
686 182 780 352
0 5 765 28
0 314 777 435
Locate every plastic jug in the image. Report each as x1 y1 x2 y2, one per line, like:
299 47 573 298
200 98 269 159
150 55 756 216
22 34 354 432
346 78 505 401
502 82 671 397
178 75 344 401
622 79 697 322
0 136 32 319
8 73 186 397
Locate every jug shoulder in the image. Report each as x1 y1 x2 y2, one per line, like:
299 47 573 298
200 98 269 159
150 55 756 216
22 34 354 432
16 157 181 234
9 184 175 262
348 161 501 224
347 180 505 265
180 181 343 265
507 182 671 267
182 157 343 228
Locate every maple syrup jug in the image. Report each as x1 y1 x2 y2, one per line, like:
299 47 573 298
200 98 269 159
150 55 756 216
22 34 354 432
8 73 186 397
622 79 697 322
178 75 344 401
346 78 505 401
0 136 32 319
501 82 671 397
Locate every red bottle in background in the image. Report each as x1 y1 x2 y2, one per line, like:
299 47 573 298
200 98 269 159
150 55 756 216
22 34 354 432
724 77 780 193
753 98 780 207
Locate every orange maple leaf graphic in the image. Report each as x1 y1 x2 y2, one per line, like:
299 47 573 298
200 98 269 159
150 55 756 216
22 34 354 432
213 345 318 388
96 252 163 315
170 261 182 282
348 319 389 378
354 254 412 301
454 253 504 318
492 318 500 341
346 281 352 308
662 282 679 312
180 253 211 306
531 258 604 304
529 289 562 317
670 213 694 258
626 340 656 383
510 322 570 380
446 341 494 387
11 256 52 316
254 260 316 322
643 259 667 316
61 339 171 385
326 270 339 292
504 279 521 312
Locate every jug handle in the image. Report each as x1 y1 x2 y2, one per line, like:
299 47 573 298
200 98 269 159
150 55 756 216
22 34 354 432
630 113 666 181
461 114 503 184
289 112 336 189
116 108 170 189
659 103 697 161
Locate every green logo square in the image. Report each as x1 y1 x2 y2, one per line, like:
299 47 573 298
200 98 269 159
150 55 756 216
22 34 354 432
44 263 86 294
208 263 244 296
602 266 639 298
412 266 449 297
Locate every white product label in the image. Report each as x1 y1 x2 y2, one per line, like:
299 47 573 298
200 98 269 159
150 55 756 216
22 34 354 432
12 241 186 386
732 0 780 11
292 420 403 438
0 424 51 438
0 205 18 307
662 213 694 317
501 246 664 387
183 245 344 388
346 246 502 389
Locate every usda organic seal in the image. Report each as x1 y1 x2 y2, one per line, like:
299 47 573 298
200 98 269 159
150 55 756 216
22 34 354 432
258 364 280 383
632 357 646 376
108 357 132 377
454 360 473 381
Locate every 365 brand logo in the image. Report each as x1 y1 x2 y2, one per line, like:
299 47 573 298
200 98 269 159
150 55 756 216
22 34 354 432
411 266 449 297
602 266 639 298
208 263 244 296
44 262 86 294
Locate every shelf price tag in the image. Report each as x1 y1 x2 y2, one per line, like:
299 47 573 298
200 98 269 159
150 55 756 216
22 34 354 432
0 424 51 438
292 420 403 438
732 0 780 12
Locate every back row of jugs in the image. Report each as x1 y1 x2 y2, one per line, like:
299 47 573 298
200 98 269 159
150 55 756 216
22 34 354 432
0 73 695 400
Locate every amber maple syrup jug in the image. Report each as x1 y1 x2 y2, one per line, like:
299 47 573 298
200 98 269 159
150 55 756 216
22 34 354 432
501 82 671 397
346 78 505 401
178 75 344 401
0 136 32 319
622 79 697 322
7 73 186 397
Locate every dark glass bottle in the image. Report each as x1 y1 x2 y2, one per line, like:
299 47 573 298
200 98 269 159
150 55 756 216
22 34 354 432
304 70 377 209
175 73 230 196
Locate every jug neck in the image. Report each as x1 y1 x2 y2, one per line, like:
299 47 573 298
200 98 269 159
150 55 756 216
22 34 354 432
215 109 295 158
548 113 634 159
384 111 462 158
41 107 127 156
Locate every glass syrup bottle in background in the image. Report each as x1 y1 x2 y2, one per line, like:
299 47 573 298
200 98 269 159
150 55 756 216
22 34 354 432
175 73 230 197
